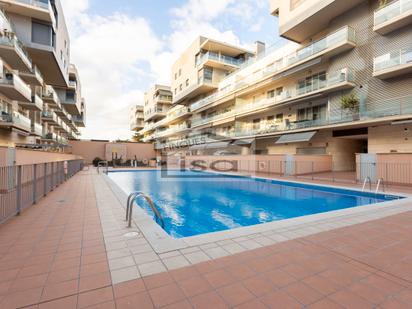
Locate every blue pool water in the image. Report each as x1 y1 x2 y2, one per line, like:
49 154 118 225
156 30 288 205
108 170 401 238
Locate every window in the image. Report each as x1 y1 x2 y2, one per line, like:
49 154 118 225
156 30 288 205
178 69 182 76
179 84 182 91
186 79 189 87
267 90 275 99
203 67 213 82
267 115 275 123
297 104 327 122
32 21 53 46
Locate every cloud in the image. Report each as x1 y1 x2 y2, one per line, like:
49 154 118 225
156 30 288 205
60 0 273 141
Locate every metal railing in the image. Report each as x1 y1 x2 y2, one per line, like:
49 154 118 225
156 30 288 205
0 159 84 225
373 46 412 72
126 191 164 228
97 161 108 174
374 0 412 27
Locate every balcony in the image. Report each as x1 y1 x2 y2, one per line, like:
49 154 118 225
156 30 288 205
155 94 172 104
190 27 356 113
41 110 58 124
73 115 86 128
374 0 412 35
31 122 42 136
42 85 61 108
57 135 68 145
0 0 56 26
0 71 32 102
19 66 44 86
154 123 190 139
0 11 32 71
196 51 244 70
193 68 354 127
173 75 218 104
42 132 57 141
130 119 144 131
145 106 167 121
142 134 155 142
373 47 412 79
19 93 43 110
0 111 31 132
68 80 77 89
275 0 364 42
154 106 191 129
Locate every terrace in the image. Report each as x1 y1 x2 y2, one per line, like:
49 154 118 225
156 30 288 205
0 167 412 309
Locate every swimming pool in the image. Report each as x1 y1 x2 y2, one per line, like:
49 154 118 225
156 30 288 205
108 170 401 238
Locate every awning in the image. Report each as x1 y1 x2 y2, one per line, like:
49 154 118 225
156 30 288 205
232 138 255 145
275 131 317 144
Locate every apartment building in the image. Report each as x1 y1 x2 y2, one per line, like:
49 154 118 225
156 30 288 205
0 0 85 147
141 0 412 170
139 84 173 142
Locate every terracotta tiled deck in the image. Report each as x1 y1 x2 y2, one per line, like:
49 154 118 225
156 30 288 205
1 169 412 308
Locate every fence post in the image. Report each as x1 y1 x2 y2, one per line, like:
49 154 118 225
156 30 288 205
51 162 54 191
33 164 37 204
16 165 22 215
44 163 47 196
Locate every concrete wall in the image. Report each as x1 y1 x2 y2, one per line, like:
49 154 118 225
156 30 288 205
368 124 412 154
68 140 156 164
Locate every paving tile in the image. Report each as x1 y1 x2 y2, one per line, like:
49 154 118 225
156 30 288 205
217 282 255 306
116 290 154 309
77 286 113 308
41 279 78 302
283 281 324 305
328 289 374 308
161 299 193 309
307 298 344 309
46 267 79 284
233 299 267 309
242 275 276 297
0 287 43 309
133 251 159 264
204 269 237 288
143 271 174 290
138 260 167 277
37 295 77 309
111 266 140 284
78 271 112 292
113 279 146 299
148 282 186 307
189 290 229 309
108 256 136 271
177 275 213 297
8 274 48 293
169 266 200 282
162 255 191 270
260 290 302 309
184 250 211 264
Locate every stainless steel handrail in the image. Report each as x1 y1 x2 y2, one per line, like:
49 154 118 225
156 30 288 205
362 176 372 192
126 192 164 229
375 178 386 193
97 161 108 174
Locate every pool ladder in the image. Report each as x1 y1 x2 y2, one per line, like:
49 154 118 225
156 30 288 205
126 192 164 228
362 177 386 193
97 161 109 174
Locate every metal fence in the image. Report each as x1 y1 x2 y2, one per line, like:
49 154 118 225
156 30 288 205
0 159 84 225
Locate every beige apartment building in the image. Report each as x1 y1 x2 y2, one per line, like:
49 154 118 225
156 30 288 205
0 0 85 148
133 0 412 171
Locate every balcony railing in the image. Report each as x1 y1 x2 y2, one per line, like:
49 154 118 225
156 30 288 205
14 0 50 9
189 27 356 113
43 132 57 140
155 94 172 102
31 94 43 109
31 122 42 136
145 106 166 118
0 111 31 131
196 51 244 67
154 124 190 138
374 0 412 27
0 11 33 69
373 47 412 72
43 85 61 106
42 110 57 122
0 71 32 101
192 68 353 128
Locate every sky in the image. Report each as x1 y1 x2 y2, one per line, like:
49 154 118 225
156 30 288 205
60 0 282 141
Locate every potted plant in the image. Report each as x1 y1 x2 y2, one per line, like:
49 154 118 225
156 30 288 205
340 93 360 120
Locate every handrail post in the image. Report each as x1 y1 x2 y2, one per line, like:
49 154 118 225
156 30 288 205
16 165 22 215
44 163 47 196
33 164 37 204
51 162 54 191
